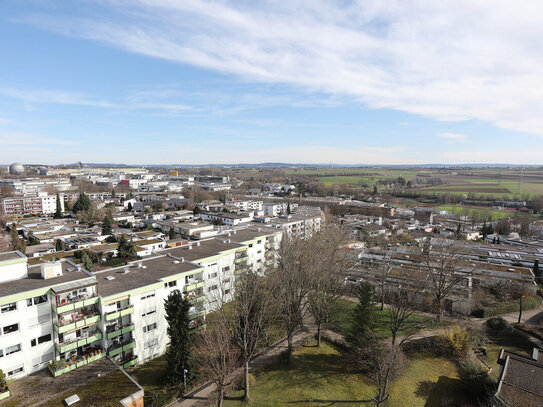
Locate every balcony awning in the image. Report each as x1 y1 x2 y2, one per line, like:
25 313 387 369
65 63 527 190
52 278 98 295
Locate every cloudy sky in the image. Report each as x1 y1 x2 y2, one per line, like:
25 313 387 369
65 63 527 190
1 0 542 165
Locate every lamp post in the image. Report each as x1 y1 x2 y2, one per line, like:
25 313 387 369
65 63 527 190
183 368 188 389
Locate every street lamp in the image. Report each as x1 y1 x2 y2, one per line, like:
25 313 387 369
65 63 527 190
183 368 188 388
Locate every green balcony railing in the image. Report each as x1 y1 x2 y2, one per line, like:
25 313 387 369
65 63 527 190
234 256 248 264
184 281 205 292
105 306 133 321
55 314 101 334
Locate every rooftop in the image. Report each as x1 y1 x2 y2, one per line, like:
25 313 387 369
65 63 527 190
165 238 245 262
93 255 202 297
0 261 93 298
0 250 26 263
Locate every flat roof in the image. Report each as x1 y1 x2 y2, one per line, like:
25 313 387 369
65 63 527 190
165 238 245 262
93 255 203 297
227 227 277 243
0 261 93 299
0 250 26 262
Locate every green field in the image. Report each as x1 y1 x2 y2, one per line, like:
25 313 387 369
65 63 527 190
286 166 543 198
223 341 464 407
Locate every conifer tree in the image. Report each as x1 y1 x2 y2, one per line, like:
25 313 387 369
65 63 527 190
164 290 192 387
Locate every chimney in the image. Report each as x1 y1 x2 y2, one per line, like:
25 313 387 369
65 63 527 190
138 262 143 268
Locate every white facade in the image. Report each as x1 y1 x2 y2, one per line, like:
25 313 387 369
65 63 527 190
1 193 64 216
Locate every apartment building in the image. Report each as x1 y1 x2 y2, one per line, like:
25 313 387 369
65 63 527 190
199 212 253 227
0 178 72 194
225 199 263 211
0 229 281 381
263 202 298 217
1 192 64 216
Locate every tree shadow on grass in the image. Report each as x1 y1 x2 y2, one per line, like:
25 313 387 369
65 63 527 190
415 376 465 407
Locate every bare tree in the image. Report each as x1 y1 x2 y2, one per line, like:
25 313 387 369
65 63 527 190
307 223 353 346
386 288 422 346
423 242 470 321
271 235 313 363
193 319 240 407
374 256 392 311
371 344 403 407
220 271 274 401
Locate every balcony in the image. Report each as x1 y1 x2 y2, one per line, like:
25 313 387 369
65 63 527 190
56 330 103 353
184 280 205 293
187 288 205 304
55 311 101 334
234 268 248 275
48 348 105 377
265 243 274 249
234 256 249 264
105 305 134 322
108 339 136 357
121 355 138 369
189 307 205 319
106 323 135 340
54 294 99 314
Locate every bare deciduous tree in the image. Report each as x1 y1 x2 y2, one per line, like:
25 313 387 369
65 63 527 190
272 235 313 363
423 242 470 321
307 223 353 346
371 344 405 407
220 271 274 401
386 288 422 346
193 319 239 407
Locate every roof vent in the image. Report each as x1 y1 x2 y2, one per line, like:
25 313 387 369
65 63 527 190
188 245 193 250
123 267 130 274
138 262 143 268
180 257 185 262
105 276 115 281
173 260 180 264
196 241 200 246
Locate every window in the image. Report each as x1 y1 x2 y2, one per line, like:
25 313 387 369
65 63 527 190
38 334 51 345
2 323 19 335
27 295 48 307
257 250 262 254
225 289 231 295
141 292 155 301
1 303 16 313
143 323 157 333
249 244 253 248
6 366 23 377
224 278 230 284
258 240 262 244
144 338 159 349
5 344 21 356
208 285 218 292
222 266 230 272
142 308 157 317
209 272 218 279
164 281 177 288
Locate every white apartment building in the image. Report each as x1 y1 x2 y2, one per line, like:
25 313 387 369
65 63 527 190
263 202 298 217
225 200 263 211
1 192 64 216
0 230 281 381
0 178 72 194
199 212 253 227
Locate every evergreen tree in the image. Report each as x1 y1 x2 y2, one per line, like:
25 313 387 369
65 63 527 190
127 202 133 212
102 215 113 235
287 203 291 215
168 227 176 240
111 189 116 198
54 193 62 218
164 290 192 387
193 205 202 215
73 192 91 213
55 239 65 252
346 282 377 368
0 369 7 391
117 234 137 259
9 225 26 254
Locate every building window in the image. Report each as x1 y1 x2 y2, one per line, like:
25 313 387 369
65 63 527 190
5 343 22 356
2 323 19 335
144 338 159 349
141 292 155 301
27 295 48 307
37 334 51 345
6 366 23 377
222 266 230 272
209 272 218 279
143 323 158 333
1 303 17 313
249 244 253 248
225 289 231 295
208 285 218 292
142 308 157 317
165 281 177 288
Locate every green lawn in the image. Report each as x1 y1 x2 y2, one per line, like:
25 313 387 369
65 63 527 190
328 299 438 339
482 332 535 381
223 341 463 407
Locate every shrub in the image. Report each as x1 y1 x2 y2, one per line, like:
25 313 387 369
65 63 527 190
473 296 542 318
458 360 494 403
486 317 510 332
151 389 178 407
0 369 7 392
248 373 256 387
442 325 470 356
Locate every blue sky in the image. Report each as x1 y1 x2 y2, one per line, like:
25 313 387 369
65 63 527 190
1 1 543 165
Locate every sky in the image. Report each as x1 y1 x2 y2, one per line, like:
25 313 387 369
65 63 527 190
1 0 543 165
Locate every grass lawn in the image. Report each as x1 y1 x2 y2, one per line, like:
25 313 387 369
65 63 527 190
482 331 535 381
131 354 175 406
223 341 463 407
328 299 438 339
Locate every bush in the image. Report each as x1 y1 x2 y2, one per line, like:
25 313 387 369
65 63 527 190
151 389 178 407
441 325 470 356
0 369 7 392
472 296 542 318
486 317 510 332
458 361 494 403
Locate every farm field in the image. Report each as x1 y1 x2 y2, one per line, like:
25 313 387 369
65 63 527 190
287 166 543 198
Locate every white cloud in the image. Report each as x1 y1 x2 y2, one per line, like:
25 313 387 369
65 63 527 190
437 132 469 143
19 0 543 136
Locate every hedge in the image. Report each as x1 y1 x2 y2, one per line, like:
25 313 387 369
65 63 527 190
472 296 542 318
